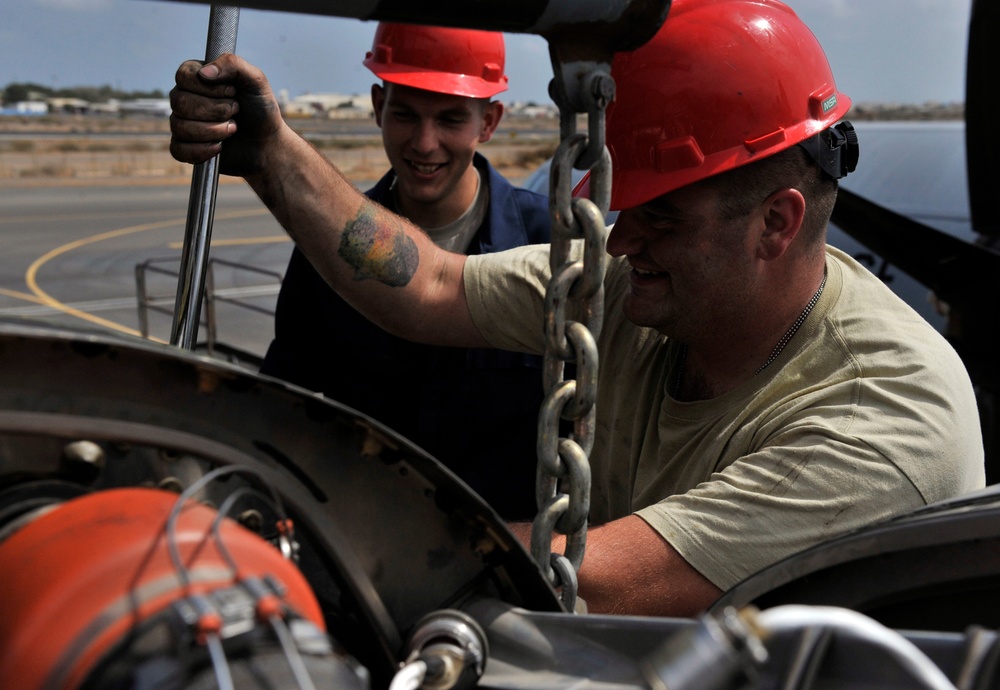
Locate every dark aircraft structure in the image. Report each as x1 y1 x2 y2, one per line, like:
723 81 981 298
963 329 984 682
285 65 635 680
829 0 999 484
0 1 998 688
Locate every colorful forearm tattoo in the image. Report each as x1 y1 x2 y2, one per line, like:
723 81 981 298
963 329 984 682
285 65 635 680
338 207 418 287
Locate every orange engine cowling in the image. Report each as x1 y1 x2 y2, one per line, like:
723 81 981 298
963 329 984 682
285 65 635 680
0 487 338 690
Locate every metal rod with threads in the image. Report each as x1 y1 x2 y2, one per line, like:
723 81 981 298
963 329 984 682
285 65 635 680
170 5 240 350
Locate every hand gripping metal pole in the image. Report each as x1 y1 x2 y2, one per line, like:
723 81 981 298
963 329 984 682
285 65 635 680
170 5 240 350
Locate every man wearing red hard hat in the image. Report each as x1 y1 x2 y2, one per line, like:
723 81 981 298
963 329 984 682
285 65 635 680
170 0 983 616
259 24 552 522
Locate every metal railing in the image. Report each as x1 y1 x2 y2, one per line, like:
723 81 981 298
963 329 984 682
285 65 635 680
136 256 281 361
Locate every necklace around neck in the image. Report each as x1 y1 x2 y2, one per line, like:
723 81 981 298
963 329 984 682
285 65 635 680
755 272 827 375
670 272 827 399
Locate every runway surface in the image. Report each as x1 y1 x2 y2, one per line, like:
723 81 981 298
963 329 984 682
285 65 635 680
0 181 301 365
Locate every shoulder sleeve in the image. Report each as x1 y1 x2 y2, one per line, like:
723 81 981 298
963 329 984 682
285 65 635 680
637 437 925 591
463 245 553 354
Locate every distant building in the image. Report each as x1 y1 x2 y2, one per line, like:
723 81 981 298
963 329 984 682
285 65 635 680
47 97 90 114
281 92 373 119
117 99 172 118
87 100 121 116
508 102 559 118
0 101 49 115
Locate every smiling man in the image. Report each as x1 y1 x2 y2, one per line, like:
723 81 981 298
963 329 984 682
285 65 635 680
259 23 551 521
170 0 984 617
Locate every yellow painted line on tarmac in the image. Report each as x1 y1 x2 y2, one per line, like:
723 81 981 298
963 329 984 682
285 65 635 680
22 207 273 338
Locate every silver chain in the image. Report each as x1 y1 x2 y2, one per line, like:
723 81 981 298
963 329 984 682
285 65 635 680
672 273 827 399
531 62 613 612
755 273 826 375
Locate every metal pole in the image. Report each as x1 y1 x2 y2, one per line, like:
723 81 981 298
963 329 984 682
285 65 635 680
170 5 240 350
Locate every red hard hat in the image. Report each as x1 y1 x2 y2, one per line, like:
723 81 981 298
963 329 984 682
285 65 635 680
577 0 852 211
363 22 509 99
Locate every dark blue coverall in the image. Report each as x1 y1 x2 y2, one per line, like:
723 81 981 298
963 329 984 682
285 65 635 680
260 153 551 520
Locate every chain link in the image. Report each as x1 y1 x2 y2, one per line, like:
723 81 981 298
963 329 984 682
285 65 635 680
531 64 613 612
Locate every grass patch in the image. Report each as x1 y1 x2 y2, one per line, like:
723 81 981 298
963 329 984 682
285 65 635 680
6 140 36 153
18 165 74 178
483 141 558 169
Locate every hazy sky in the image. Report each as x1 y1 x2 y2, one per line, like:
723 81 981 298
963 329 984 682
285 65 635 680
2 0 973 106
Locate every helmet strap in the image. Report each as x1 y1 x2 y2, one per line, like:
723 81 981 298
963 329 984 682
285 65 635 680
798 121 860 180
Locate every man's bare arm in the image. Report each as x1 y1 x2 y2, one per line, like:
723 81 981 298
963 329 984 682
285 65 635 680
508 515 723 617
169 55 489 348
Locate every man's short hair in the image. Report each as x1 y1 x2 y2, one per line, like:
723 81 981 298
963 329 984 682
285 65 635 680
709 145 839 244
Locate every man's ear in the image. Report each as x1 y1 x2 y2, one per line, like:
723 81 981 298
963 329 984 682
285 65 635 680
758 187 806 260
478 100 504 143
371 83 385 128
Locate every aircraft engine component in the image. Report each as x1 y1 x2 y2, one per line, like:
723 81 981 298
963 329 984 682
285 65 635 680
2 323 1000 688
399 610 489 690
0 322 560 688
0 486 369 689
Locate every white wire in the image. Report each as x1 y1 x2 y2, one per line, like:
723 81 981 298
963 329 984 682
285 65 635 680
269 615 318 690
165 464 293 589
205 632 236 690
210 485 277 575
755 605 958 690
388 660 428 690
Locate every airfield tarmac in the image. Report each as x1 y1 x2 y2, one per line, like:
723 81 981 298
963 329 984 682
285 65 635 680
0 181 294 361
0 115 554 367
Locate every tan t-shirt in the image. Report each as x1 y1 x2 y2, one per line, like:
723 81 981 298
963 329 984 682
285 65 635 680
464 244 985 589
